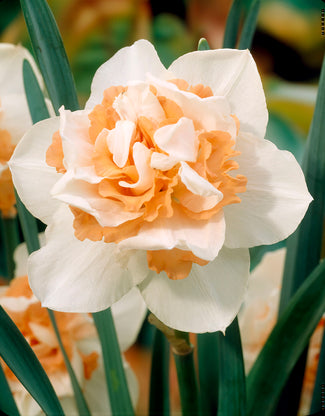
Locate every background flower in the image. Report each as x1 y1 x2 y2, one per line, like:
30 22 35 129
0 43 46 218
239 248 325 416
0 240 147 416
10 40 311 333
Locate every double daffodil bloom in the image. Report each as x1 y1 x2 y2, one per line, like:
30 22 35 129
10 40 312 333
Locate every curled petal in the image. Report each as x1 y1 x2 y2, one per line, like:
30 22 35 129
107 120 135 168
153 117 198 162
119 207 226 261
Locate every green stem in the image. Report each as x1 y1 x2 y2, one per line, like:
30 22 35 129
149 328 170 416
173 333 200 416
1 216 20 280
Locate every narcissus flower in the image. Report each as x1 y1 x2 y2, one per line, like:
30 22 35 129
10 40 312 333
0 242 146 416
0 43 45 217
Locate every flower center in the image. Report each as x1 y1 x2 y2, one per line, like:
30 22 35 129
46 78 247 279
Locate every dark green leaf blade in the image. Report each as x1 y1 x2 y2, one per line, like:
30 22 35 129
223 0 243 48
217 318 246 416
246 257 325 416
20 0 79 112
0 363 20 416
149 328 170 416
197 332 219 415
238 0 261 50
1 217 20 280
93 308 135 415
0 306 64 416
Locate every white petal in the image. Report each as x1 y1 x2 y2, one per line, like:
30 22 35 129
51 170 142 227
148 74 236 135
111 287 147 351
28 323 57 347
59 107 93 168
113 82 165 123
28 207 147 312
0 94 32 144
107 120 135 168
224 132 312 248
14 233 46 277
119 208 226 261
86 40 169 109
83 360 139 414
180 161 223 199
1 296 37 312
168 48 268 138
0 43 43 96
9 117 62 225
119 142 154 194
150 152 178 170
154 117 198 162
139 247 250 333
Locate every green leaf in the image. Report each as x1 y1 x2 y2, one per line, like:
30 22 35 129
238 0 261 50
216 318 246 416
223 0 243 48
20 0 79 113
149 328 170 416
1 217 20 280
246 256 325 416
198 333 219 415
276 52 325 414
23 59 50 123
93 308 134 415
22 58 91 416
0 363 20 416
0 306 64 416
197 38 210 51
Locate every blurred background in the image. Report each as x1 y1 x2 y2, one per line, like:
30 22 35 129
0 0 324 414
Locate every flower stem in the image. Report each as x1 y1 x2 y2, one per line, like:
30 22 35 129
149 327 170 416
173 338 201 416
148 315 201 416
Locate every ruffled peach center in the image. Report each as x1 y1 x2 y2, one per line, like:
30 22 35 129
0 129 16 218
1 276 98 382
46 79 247 279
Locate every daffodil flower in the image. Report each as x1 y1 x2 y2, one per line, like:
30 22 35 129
0 43 46 218
9 40 312 333
1 240 146 416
